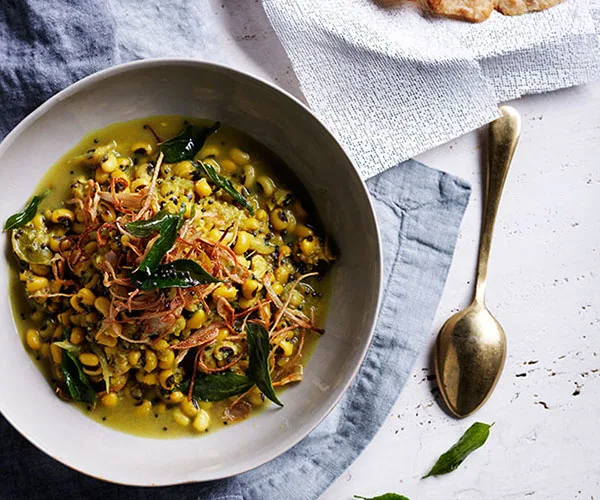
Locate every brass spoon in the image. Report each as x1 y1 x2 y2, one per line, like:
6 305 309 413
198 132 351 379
434 105 521 418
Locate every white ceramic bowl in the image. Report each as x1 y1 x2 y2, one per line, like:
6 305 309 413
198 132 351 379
0 59 381 485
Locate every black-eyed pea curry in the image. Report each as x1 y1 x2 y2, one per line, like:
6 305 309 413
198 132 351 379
7 116 334 437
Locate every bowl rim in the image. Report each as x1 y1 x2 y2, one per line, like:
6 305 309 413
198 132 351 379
0 57 383 485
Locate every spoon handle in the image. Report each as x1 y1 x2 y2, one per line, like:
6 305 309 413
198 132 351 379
474 106 521 304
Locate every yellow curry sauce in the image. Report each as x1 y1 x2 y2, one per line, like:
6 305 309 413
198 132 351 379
8 116 334 438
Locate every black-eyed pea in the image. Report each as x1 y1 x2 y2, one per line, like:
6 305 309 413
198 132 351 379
100 153 118 173
279 245 291 258
94 296 111 316
270 209 289 231
154 339 169 351
186 309 206 330
255 208 268 222
243 165 256 189
300 236 318 256
233 231 251 255
131 142 153 156
95 167 110 183
294 224 314 238
141 373 158 385
275 266 290 284
50 344 62 365
239 297 257 309
219 159 238 174
173 160 195 178
30 264 50 277
51 209 75 225
127 350 141 367
40 343 50 360
70 327 85 345
77 288 96 307
168 391 185 404
158 369 176 391
134 400 152 417
172 409 190 427
25 329 41 351
32 213 46 230
98 202 116 222
52 326 63 340
244 217 260 232
101 392 119 408
289 290 303 307
257 176 275 197
79 352 100 366
144 351 158 372
110 373 129 392
130 178 150 192
25 276 49 295
97 333 118 347
198 144 220 159
229 147 250 166
192 409 210 432
180 398 199 418
194 178 212 198
242 279 261 300
279 339 294 357
212 284 237 301
158 350 175 369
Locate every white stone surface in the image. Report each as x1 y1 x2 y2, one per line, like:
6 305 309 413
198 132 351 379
210 1 600 497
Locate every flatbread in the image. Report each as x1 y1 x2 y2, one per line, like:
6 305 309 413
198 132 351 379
426 0 562 22
495 0 563 16
426 0 494 22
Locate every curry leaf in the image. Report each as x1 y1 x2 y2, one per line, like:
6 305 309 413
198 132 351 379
354 495 410 500
159 123 220 163
61 350 96 404
135 259 221 290
126 210 173 237
246 322 282 407
179 372 254 401
198 161 254 214
136 214 180 276
4 190 50 231
423 422 492 478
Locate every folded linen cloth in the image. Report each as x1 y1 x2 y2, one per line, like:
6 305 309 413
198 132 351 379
0 2 470 499
263 0 600 178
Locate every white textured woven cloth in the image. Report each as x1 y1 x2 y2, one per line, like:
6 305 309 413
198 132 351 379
262 0 600 178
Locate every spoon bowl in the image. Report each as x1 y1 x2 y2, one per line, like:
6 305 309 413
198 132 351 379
435 302 506 417
434 105 521 418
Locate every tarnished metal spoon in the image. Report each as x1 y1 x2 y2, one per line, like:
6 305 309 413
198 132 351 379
434 105 521 418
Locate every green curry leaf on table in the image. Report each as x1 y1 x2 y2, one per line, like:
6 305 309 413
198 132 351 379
354 494 410 500
423 422 492 478
355 422 493 499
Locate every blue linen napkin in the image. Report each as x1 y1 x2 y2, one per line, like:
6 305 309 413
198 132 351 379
0 2 471 499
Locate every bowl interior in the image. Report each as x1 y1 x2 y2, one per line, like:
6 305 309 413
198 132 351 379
0 60 381 485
